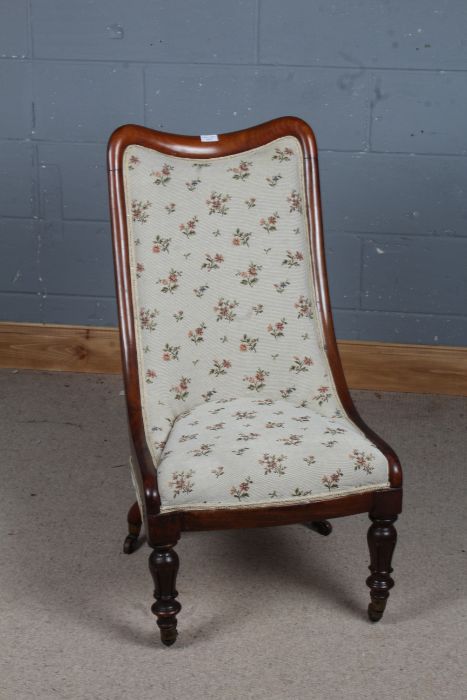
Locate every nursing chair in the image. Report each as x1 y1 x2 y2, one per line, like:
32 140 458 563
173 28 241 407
107 117 402 646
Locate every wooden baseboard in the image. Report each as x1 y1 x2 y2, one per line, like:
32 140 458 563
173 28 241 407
0 321 466 396
0 322 122 374
338 340 467 396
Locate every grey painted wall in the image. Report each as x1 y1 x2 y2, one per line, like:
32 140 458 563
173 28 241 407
1 0 467 345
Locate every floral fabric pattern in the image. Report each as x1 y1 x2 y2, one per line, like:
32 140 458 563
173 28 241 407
157 397 389 510
122 135 389 510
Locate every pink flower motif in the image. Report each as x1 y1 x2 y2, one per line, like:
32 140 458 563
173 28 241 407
157 268 182 294
259 212 280 233
151 163 174 186
236 262 262 287
128 154 140 170
272 146 294 162
188 322 207 344
295 295 313 319
179 216 199 237
289 356 313 373
243 368 269 391
313 386 332 406
206 191 231 215
151 234 171 254
131 199 151 223
209 359 232 376
230 476 253 500
213 298 239 322
161 343 180 361
170 376 191 401
287 190 302 213
228 160 252 180
168 469 195 497
282 250 304 267
349 449 376 474
322 468 343 491
145 369 157 384
202 253 225 271
267 318 287 339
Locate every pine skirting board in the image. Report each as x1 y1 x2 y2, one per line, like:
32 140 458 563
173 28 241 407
0 321 466 396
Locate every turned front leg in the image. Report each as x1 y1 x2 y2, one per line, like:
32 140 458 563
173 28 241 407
149 545 181 646
366 515 397 622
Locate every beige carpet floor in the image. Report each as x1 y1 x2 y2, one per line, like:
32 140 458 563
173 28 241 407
0 369 466 700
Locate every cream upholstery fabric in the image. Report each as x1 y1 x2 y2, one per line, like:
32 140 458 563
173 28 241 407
123 136 389 510
158 397 388 510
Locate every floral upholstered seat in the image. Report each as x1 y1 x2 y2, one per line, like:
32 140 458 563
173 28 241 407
123 134 391 512
158 397 388 510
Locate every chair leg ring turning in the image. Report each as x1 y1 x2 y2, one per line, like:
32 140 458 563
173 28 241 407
366 515 397 622
149 545 181 646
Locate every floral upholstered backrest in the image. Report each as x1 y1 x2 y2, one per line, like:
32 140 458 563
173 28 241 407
123 136 343 464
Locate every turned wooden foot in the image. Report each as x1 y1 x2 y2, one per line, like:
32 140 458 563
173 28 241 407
304 520 333 536
123 501 142 554
366 515 397 622
149 545 181 646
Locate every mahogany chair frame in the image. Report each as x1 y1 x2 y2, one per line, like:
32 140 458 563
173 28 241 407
107 116 402 646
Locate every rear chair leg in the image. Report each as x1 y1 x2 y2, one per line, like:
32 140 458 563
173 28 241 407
149 544 181 646
366 515 398 622
304 520 333 536
123 501 142 554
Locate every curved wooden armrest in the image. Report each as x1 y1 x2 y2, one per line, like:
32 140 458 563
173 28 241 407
350 410 402 488
333 382 402 488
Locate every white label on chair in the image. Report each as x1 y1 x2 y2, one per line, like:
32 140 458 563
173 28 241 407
200 134 219 142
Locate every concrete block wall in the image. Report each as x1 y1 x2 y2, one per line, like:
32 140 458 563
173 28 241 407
1 0 466 345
